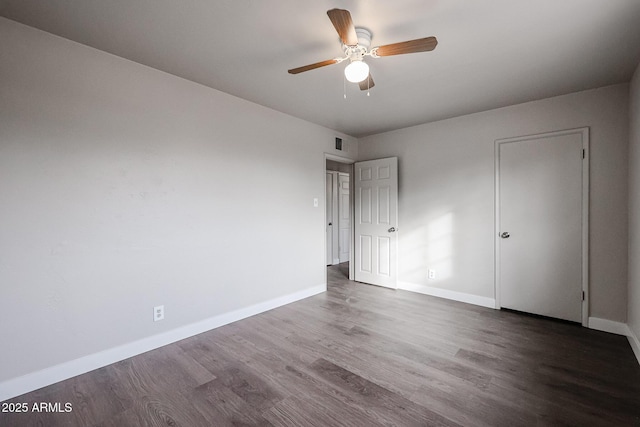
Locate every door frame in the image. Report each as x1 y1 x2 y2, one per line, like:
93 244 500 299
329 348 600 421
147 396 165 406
494 127 589 326
325 153 355 281
326 171 337 265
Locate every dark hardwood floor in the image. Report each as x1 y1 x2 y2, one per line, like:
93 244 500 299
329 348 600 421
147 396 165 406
2 263 640 426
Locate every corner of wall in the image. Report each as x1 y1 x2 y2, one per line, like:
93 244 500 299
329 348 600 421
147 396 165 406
628 327 640 365
628 60 640 357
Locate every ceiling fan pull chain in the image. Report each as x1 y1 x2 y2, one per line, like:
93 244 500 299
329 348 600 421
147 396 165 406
343 73 347 99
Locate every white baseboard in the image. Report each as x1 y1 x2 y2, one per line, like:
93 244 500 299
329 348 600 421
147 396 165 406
628 326 640 366
587 317 630 336
0 284 326 403
397 281 496 309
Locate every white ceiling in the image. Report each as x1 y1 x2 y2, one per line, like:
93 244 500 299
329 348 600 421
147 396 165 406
2 0 640 137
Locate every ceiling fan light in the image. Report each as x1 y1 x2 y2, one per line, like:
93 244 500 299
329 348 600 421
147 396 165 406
344 60 369 83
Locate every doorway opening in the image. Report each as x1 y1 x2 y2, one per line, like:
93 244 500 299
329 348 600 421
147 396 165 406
325 155 354 281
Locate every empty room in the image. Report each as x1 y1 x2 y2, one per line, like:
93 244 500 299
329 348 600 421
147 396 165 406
2 1 640 426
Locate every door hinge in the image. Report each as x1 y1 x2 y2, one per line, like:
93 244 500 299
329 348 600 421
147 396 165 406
582 291 585 301
582 149 585 159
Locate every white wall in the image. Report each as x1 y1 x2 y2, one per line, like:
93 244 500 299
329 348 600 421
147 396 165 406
629 62 640 353
0 17 356 395
359 85 629 323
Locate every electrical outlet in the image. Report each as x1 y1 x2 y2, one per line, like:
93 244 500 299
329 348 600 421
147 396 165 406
154 305 165 322
428 269 436 279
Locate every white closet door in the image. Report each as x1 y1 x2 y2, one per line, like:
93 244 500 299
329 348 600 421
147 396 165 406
498 129 587 323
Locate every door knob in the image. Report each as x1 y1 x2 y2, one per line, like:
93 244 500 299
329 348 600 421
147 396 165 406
328 222 332 226
388 227 396 232
501 232 510 238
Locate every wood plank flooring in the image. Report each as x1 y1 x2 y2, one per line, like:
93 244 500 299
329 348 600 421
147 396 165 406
2 263 639 426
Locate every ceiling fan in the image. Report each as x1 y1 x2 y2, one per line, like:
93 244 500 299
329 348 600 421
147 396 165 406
288 8 438 91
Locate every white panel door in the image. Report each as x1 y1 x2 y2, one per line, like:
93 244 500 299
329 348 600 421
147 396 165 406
355 157 398 288
498 129 587 323
338 173 350 263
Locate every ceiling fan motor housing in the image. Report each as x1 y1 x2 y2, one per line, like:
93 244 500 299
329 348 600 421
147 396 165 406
355 28 372 48
344 27 372 58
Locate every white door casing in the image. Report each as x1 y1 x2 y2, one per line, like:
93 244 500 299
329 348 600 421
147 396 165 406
330 172 340 265
326 172 333 266
495 128 589 324
338 173 350 263
354 157 398 288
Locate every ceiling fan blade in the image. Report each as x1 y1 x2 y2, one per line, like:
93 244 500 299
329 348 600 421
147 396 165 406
327 9 358 46
288 59 339 74
375 36 438 57
359 73 375 91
